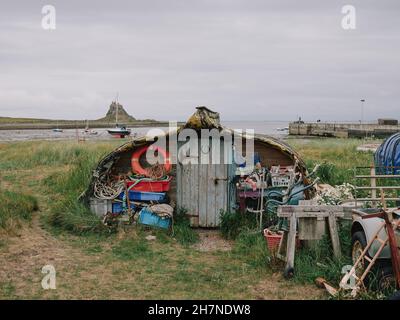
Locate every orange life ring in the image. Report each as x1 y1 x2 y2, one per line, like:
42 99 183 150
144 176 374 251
131 145 171 176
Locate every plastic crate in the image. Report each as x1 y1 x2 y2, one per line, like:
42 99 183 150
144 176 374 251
118 191 166 202
270 165 295 187
138 207 171 229
89 198 112 217
112 201 135 213
127 178 171 192
271 176 291 187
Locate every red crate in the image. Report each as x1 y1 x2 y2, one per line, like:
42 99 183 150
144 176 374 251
127 178 171 192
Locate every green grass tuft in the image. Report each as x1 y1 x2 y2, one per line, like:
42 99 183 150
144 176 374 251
0 190 38 231
112 238 152 260
232 230 271 269
220 210 257 240
41 144 114 235
172 208 199 245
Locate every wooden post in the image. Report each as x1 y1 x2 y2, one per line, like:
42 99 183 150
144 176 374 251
371 166 376 207
328 212 342 259
381 188 387 211
285 213 297 276
384 216 400 289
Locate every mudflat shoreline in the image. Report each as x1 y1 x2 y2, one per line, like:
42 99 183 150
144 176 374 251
0 121 180 130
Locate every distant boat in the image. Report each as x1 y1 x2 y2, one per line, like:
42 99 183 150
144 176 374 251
107 126 131 137
107 95 131 138
52 121 63 132
277 127 289 132
82 120 98 135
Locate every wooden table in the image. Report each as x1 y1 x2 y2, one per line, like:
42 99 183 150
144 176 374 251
277 203 345 278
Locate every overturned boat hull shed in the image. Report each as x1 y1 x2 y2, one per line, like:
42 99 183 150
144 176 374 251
81 106 309 228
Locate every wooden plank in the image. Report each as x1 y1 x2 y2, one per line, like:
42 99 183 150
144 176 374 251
213 138 223 227
224 144 229 219
298 217 326 240
206 149 216 227
355 175 400 178
198 163 208 227
199 139 209 227
354 186 400 190
214 162 222 227
277 231 288 260
278 211 344 218
176 140 184 211
215 142 229 226
285 213 297 273
182 163 191 218
298 200 318 205
187 162 193 224
328 213 342 259
176 162 182 209
191 163 200 227
292 212 343 218
370 166 377 207
278 205 344 213
353 197 400 202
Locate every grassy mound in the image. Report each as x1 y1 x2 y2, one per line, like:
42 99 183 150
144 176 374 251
0 190 38 232
42 144 112 235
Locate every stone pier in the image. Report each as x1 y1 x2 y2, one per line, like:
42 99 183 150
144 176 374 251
289 122 400 138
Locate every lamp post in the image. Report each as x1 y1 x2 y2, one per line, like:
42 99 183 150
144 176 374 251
360 99 365 123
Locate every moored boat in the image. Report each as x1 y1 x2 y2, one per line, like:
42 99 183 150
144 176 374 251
107 95 131 138
82 120 98 135
107 126 131 137
52 121 63 132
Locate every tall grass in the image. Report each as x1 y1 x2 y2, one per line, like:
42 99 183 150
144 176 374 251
0 190 38 232
0 141 120 170
172 208 199 245
220 210 257 240
293 221 353 284
39 142 117 235
232 230 271 269
289 138 377 185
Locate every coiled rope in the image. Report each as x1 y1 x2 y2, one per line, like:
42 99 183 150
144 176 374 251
94 178 124 200
146 163 167 180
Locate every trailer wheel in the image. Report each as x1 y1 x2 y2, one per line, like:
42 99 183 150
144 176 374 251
389 290 400 300
351 231 369 278
377 266 396 295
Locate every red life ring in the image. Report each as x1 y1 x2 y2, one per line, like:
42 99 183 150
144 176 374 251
131 145 171 176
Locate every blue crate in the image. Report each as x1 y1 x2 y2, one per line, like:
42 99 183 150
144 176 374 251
112 201 135 213
138 207 171 229
118 191 166 202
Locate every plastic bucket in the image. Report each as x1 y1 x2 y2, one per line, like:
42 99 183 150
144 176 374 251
263 228 283 253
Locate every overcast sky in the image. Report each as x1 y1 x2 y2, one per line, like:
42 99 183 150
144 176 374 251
0 0 399 121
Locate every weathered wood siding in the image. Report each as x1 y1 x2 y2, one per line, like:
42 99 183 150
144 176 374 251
242 140 294 168
177 139 229 227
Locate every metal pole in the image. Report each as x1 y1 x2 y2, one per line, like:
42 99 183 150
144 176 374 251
360 99 365 123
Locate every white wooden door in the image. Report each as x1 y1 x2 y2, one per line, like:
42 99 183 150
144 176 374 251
177 139 229 227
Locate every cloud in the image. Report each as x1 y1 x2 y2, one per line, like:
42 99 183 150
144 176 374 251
0 0 399 121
